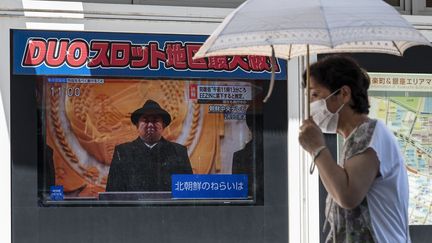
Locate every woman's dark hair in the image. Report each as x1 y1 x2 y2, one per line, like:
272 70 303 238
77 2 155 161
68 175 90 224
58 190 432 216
302 55 370 114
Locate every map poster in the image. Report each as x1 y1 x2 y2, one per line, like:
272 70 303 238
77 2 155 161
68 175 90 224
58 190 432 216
369 72 432 225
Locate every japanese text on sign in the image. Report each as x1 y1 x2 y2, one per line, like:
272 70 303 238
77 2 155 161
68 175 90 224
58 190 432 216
22 38 279 72
174 181 245 191
208 105 247 114
190 84 252 103
369 72 432 92
171 174 248 199
208 105 248 120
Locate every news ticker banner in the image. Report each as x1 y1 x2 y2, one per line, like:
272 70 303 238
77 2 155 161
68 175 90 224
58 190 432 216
369 72 432 92
12 29 286 80
171 174 248 199
50 175 248 200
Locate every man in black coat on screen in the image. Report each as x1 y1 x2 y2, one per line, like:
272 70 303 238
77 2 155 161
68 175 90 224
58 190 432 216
106 99 192 192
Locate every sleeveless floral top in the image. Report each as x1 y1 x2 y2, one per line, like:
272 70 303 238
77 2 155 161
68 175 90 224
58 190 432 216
324 119 378 243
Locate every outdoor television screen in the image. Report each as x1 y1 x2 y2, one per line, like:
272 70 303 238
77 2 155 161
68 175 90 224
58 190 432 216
37 77 264 206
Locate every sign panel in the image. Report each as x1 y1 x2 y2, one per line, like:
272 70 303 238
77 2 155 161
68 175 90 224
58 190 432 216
12 30 286 80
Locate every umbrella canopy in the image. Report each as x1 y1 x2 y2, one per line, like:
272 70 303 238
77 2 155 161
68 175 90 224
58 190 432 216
194 0 431 59
194 0 431 104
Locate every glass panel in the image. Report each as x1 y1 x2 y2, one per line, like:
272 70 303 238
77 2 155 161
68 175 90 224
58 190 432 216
43 0 132 3
41 0 245 8
132 0 245 8
368 73 432 225
427 0 432 8
384 0 401 7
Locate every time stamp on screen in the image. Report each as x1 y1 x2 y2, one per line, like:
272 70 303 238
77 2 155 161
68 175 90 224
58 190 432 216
50 86 81 97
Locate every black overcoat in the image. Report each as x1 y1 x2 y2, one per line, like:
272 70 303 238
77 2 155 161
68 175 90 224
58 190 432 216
106 137 192 191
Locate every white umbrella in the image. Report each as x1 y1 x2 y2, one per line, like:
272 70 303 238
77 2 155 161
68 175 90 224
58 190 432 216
194 0 431 105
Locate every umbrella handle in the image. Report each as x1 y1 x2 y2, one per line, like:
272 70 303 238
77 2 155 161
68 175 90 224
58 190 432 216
306 45 316 175
263 46 276 103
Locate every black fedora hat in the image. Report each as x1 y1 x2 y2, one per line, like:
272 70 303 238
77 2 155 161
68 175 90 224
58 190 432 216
131 99 171 126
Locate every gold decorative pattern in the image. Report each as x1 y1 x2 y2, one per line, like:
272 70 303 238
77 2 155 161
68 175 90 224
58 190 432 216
184 101 200 148
49 83 79 164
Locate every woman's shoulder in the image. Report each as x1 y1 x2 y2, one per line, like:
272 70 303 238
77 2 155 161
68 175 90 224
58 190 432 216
350 118 397 152
352 118 377 142
344 119 378 159
367 119 394 140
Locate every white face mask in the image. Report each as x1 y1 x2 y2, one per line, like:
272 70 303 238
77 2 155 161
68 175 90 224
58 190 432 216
310 88 345 134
